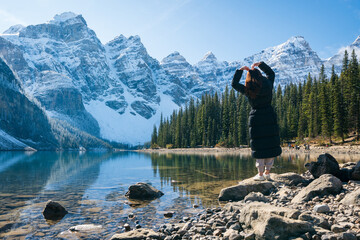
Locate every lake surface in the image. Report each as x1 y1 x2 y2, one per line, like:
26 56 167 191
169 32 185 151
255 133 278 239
0 151 314 239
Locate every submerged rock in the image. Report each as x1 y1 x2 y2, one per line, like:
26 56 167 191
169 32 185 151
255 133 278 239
69 224 102 232
110 228 161 240
163 212 174 218
291 174 342 203
42 200 68 220
125 183 164 200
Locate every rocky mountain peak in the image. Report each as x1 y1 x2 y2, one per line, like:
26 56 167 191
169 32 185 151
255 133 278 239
280 36 311 51
201 51 217 62
351 35 360 47
48 12 86 26
3 24 25 34
161 51 188 65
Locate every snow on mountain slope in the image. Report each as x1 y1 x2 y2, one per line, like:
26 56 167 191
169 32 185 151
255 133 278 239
326 36 360 73
85 93 179 144
0 11 356 146
243 36 323 86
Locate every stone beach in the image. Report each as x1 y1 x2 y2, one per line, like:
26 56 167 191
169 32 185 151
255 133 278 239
107 156 360 240
112 173 360 240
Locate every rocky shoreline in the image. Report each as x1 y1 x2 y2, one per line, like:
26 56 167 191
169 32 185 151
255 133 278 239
137 145 360 159
4 154 359 239
107 156 360 240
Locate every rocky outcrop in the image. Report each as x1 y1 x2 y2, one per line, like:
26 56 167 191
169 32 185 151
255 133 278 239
130 101 156 119
125 183 164 200
42 200 68 220
33 71 100 136
105 99 127 114
291 174 342 203
239 202 314 240
110 229 161 240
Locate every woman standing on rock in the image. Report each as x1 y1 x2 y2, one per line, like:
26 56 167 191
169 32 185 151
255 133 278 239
231 62 282 181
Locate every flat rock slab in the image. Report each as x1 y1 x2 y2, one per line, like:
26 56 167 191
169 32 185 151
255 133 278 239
110 229 161 240
239 202 313 240
291 174 342 203
69 224 102 232
125 183 164 200
218 178 275 201
218 173 305 201
271 172 307 186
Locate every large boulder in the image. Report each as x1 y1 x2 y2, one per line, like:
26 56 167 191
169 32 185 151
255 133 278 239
305 153 340 179
42 200 68 220
238 202 314 240
338 168 353 182
291 174 342 203
351 161 360 180
218 178 275 201
340 188 360 205
110 229 161 240
125 183 164 200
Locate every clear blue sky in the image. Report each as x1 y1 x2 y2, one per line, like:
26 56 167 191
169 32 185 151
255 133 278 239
0 0 359 64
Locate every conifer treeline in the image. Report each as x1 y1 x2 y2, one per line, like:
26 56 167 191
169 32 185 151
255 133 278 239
151 50 360 148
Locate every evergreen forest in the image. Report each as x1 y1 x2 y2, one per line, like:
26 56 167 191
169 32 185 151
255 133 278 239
151 50 360 148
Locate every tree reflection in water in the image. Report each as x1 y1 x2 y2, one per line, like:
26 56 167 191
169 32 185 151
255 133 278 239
150 153 307 206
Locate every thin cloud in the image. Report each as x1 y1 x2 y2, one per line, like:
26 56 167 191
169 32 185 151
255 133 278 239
141 0 193 33
0 9 27 26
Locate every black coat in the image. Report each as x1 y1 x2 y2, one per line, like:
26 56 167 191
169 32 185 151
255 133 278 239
231 62 282 159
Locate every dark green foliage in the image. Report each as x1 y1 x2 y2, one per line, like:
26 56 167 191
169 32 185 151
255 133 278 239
152 50 360 147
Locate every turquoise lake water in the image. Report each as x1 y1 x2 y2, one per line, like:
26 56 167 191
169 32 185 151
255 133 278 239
0 151 310 239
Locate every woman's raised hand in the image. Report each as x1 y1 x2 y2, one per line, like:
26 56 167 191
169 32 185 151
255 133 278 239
251 62 261 69
239 66 250 71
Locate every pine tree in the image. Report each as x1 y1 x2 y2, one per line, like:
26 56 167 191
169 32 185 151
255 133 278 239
332 76 345 142
151 125 157 146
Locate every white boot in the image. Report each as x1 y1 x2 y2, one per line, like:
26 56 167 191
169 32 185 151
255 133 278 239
264 173 272 181
253 174 265 181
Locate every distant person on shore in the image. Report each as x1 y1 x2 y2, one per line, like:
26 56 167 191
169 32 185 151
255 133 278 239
231 62 282 181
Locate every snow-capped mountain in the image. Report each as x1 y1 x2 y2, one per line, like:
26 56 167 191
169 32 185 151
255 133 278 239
243 36 323 86
0 12 356 146
326 36 360 73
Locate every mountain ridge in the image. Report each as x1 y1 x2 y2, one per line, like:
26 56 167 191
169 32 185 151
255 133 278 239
0 11 358 146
